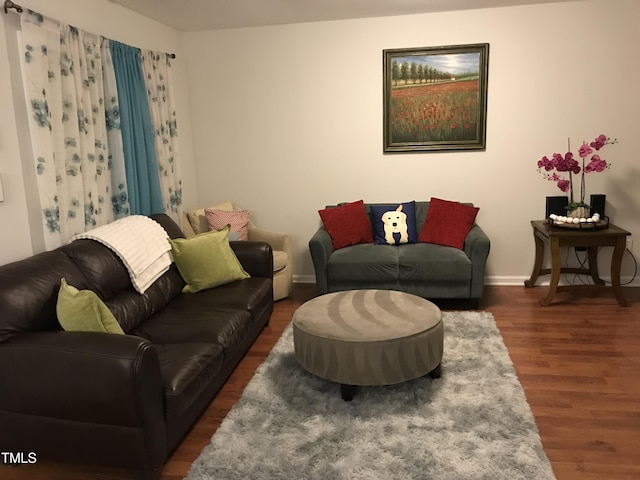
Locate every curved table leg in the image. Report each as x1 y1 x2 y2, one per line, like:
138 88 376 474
540 237 561 306
587 246 605 285
611 237 628 307
525 230 545 287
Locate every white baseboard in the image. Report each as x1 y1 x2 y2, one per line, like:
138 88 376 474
293 275 640 287
486 275 640 287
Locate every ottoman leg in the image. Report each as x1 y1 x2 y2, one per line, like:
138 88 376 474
429 363 442 379
340 384 358 401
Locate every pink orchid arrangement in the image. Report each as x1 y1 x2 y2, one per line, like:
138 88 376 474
537 134 617 210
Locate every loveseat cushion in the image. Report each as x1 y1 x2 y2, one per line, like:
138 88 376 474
156 343 224 420
397 243 472 281
326 243 473 284
328 244 399 282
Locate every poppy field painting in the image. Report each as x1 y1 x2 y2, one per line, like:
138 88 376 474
383 43 489 153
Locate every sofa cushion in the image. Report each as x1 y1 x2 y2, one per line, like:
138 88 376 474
370 201 418 245
56 279 124 334
0 250 88 343
418 197 479 250
397 243 472 281
414 202 429 232
133 276 271 347
61 239 135 300
327 244 399 282
196 277 273 317
104 266 185 332
169 227 250 293
150 213 185 239
318 200 373 250
205 209 250 241
134 304 252 352
156 343 224 420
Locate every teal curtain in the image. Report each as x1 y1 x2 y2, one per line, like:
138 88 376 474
109 41 163 215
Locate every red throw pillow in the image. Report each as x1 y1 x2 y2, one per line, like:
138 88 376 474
318 200 373 250
418 197 479 249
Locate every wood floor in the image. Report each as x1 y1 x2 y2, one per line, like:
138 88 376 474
2 284 639 480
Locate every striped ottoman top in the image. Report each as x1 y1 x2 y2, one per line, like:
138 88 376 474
292 289 441 342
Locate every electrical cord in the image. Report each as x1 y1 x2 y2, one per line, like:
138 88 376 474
564 246 637 286
614 246 637 286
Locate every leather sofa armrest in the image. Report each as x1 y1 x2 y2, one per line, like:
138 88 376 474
309 227 333 295
0 331 165 430
231 241 273 279
463 224 491 299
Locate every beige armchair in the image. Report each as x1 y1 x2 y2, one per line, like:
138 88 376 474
182 203 293 301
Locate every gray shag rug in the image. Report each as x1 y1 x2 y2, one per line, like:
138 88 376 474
186 311 556 480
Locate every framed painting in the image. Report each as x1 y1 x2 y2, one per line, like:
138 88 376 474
383 43 489 153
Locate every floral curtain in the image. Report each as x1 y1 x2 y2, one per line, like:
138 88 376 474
18 10 182 249
102 41 131 220
19 11 128 249
141 50 182 220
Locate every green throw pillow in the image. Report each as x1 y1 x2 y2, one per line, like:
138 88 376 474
169 226 250 293
56 278 125 334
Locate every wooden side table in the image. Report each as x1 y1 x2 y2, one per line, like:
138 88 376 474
524 220 630 306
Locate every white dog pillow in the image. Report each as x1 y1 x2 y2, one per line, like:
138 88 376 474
381 205 409 245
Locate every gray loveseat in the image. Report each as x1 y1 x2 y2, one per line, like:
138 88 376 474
309 201 490 308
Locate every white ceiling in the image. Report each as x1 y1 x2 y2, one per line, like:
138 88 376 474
108 0 576 32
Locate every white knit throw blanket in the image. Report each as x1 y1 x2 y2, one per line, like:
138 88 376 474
73 215 172 294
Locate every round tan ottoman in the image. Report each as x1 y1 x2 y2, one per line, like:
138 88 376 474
292 289 443 400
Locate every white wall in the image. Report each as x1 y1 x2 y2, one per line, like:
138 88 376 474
183 0 640 284
0 0 197 264
2 0 638 287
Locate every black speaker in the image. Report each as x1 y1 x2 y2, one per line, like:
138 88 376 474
545 196 568 218
590 194 606 217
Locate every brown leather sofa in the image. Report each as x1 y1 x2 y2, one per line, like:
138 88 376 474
0 214 273 477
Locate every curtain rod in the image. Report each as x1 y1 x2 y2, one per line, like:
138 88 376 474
3 0 23 14
2 1 176 58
